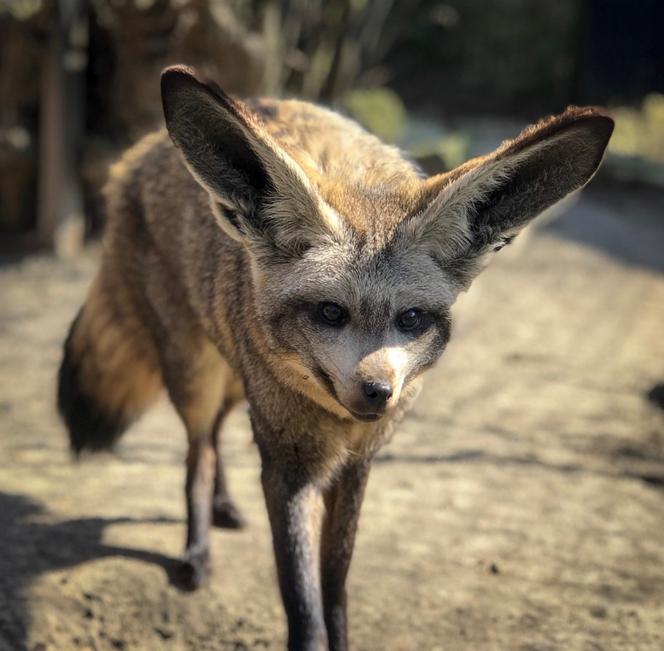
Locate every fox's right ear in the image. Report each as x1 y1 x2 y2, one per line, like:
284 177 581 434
161 66 339 252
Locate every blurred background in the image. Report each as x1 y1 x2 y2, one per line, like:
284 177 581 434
1 2 664 651
1 0 663 252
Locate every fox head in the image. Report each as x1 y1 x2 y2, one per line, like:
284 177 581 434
161 66 613 422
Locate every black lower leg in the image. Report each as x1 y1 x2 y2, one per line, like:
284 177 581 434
321 460 371 651
261 461 327 651
182 435 215 589
212 405 246 529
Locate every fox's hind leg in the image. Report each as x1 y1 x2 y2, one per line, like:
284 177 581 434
159 332 240 589
211 376 246 529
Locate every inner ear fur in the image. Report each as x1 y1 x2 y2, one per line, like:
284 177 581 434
161 66 273 230
416 107 614 259
161 65 337 251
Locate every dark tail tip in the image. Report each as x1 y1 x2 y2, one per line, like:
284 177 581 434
57 312 126 454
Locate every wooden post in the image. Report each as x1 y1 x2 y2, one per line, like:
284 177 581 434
37 0 87 257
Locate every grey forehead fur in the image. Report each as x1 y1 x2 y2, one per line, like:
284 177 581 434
257 236 457 320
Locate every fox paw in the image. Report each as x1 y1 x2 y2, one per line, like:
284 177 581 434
213 497 246 530
180 545 210 590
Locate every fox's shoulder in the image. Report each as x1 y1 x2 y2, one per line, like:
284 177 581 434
248 98 421 185
248 97 382 148
105 129 181 199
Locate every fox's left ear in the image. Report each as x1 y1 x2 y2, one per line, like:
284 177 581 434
408 107 614 289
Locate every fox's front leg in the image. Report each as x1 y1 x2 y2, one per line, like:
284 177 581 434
260 455 327 651
183 431 215 587
321 460 371 651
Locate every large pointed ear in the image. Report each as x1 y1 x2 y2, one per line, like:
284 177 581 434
161 65 341 253
406 107 614 289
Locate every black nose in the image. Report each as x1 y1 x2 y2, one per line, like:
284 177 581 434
362 381 393 409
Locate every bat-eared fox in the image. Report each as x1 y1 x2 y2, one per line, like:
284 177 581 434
58 65 613 650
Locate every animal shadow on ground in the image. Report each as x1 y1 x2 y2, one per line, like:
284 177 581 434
375 449 664 489
647 383 664 412
0 492 187 651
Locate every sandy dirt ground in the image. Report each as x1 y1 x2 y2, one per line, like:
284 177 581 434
1 185 664 651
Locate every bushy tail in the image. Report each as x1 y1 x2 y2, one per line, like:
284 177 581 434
57 275 162 453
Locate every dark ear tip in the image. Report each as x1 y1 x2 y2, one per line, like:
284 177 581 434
563 105 615 141
161 64 197 79
161 65 207 96
593 115 615 149
161 65 197 107
161 64 232 113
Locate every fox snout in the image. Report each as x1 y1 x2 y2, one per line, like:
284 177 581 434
332 347 408 421
346 379 394 420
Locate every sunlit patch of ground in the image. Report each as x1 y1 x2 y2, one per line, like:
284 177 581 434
1 186 663 651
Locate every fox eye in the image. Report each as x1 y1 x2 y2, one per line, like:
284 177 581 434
397 308 422 332
318 302 346 327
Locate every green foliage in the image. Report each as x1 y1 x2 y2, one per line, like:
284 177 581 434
409 132 470 171
343 87 407 143
610 94 664 163
607 94 664 186
0 0 43 20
